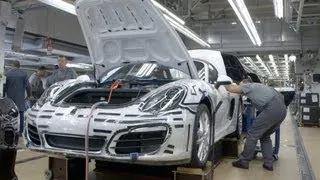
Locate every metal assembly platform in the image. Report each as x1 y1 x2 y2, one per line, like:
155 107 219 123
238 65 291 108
43 135 242 180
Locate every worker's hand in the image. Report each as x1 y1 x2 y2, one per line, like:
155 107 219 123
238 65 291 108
25 96 35 101
225 83 236 90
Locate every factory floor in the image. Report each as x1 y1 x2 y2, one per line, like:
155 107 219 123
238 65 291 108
14 111 320 180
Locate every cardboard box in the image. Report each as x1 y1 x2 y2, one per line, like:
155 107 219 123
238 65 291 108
300 93 319 106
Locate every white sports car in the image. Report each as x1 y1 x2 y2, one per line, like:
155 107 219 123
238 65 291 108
24 0 240 167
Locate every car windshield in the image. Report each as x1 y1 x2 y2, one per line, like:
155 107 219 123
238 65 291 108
100 62 191 84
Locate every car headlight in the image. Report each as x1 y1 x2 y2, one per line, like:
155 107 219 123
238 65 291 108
37 85 60 107
140 86 186 112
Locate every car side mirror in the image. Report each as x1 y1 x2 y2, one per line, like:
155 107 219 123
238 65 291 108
215 75 233 89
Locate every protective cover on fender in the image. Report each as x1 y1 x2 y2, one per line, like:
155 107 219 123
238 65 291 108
0 98 19 116
0 97 19 150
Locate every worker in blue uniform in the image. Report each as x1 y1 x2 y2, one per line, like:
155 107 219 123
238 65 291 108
225 79 287 171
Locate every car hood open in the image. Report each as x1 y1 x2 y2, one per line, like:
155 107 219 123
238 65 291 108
75 0 198 79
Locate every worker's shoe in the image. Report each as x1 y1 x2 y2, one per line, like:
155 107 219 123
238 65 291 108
232 159 249 169
262 164 274 171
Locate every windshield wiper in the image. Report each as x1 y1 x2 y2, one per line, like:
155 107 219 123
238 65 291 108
132 77 173 85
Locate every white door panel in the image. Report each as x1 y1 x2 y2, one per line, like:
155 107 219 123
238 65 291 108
214 85 231 138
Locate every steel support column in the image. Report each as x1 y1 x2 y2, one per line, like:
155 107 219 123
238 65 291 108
0 23 5 97
0 1 12 97
296 0 305 32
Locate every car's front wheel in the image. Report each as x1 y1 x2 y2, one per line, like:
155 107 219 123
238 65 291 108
190 104 212 168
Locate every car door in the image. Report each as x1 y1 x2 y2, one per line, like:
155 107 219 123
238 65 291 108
221 54 244 135
194 60 231 139
206 63 232 139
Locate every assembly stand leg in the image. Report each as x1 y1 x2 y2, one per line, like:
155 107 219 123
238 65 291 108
0 149 18 180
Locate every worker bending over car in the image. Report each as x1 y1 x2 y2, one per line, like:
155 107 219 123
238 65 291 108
225 79 287 171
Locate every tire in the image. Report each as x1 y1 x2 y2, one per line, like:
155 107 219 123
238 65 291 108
190 104 212 168
230 102 243 139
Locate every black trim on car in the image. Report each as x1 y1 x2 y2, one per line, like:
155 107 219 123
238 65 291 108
93 129 112 134
105 123 172 156
164 150 174 154
186 124 191 152
174 124 184 128
94 118 106 122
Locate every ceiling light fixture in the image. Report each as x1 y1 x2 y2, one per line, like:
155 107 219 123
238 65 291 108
273 0 284 19
240 62 254 73
243 57 265 76
268 55 279 76
39 0 210 48
284 54 289 68
38 0 76 15
207 38 214 44
228 0 262 46
150 0 185 25
163 14 210 47
256 55 271 75
289 55 296 62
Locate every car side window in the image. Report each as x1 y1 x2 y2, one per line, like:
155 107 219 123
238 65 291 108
208 64 218 84
169 69 190 79
222 54 246 83
194 61 206 81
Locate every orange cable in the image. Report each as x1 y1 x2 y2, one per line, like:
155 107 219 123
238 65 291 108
107 80 122 103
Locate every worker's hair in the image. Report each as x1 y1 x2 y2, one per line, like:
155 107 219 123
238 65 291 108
59 55 68 60
11 60 20 68
241 78 253 84
38 66 46 71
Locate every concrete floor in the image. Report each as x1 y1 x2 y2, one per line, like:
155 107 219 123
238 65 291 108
300 127 320 179
14 112 320 180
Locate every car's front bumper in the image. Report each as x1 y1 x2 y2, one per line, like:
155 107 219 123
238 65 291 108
24 105 197 165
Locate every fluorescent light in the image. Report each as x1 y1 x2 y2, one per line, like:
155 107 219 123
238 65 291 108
256 55 270 75
231 22 237 25
228 0 262 46
289 55 296 62
268 55 276 66
240 62 254 73
164 14 210 47
273 0 284 19
207 38 214 44
38 0 76 15
268 55 279 76
243 57 265 76
284 54 288 61
39 0 209 47
284 54 289 68
150 0 185 25
155 2 210 47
